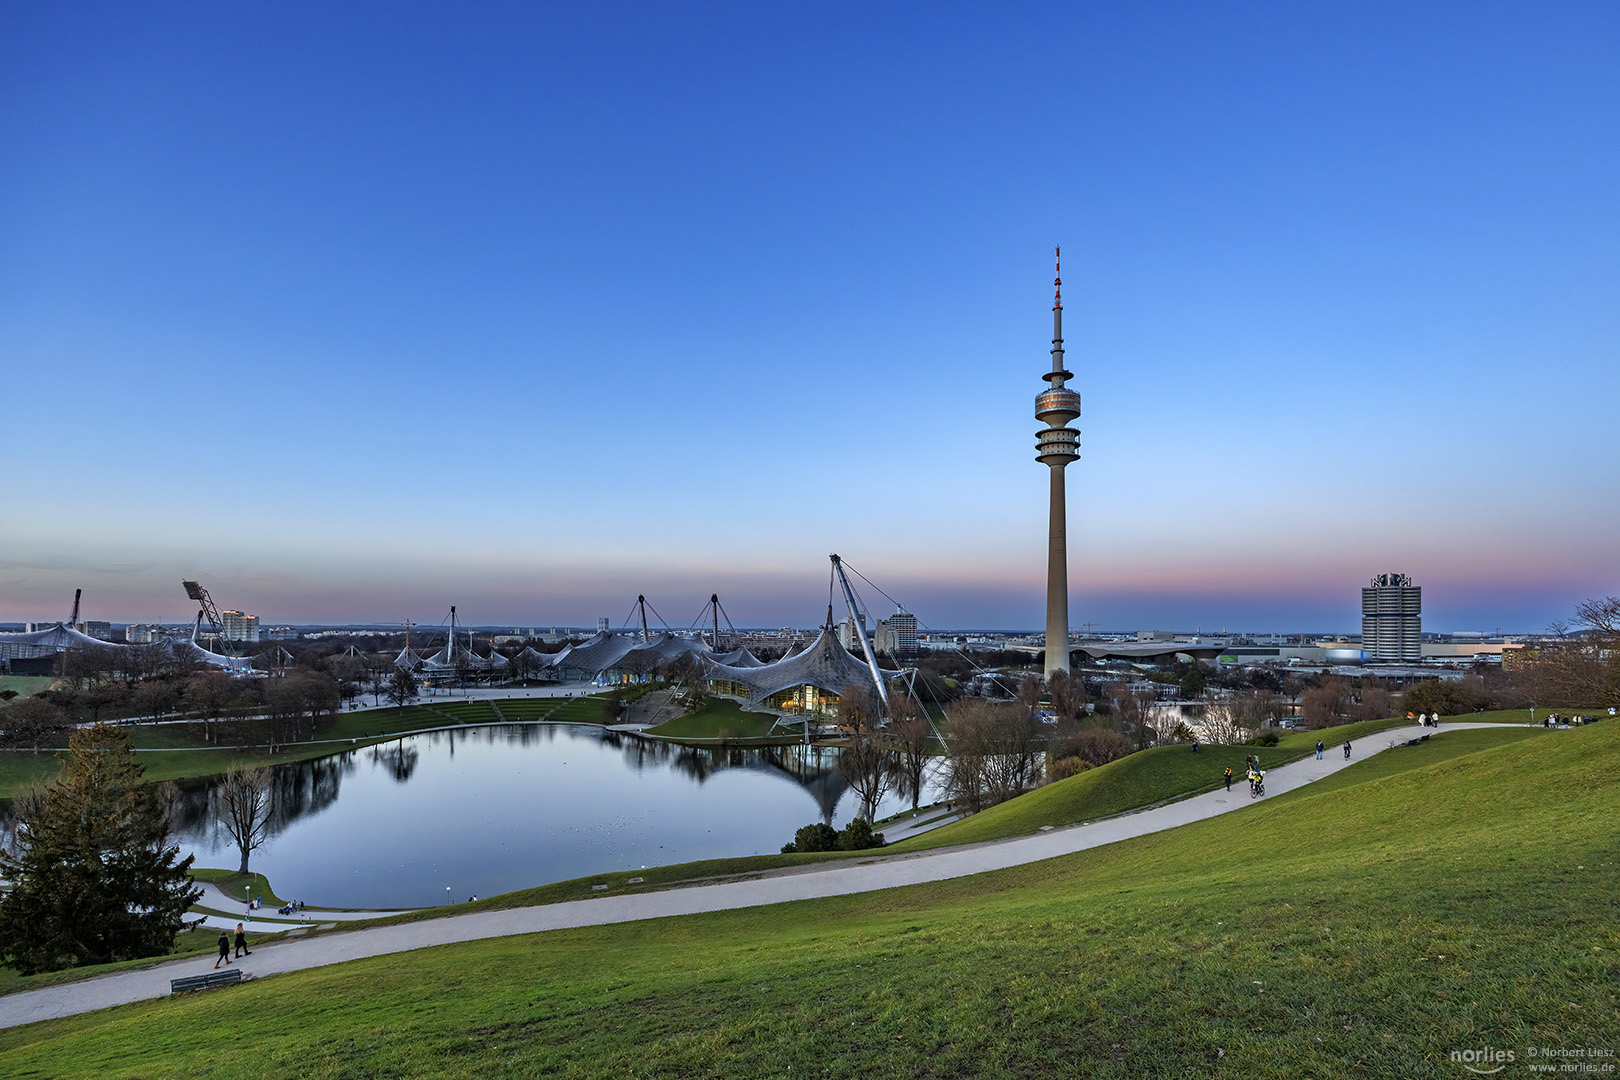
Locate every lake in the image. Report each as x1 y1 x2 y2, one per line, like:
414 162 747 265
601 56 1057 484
168 724 940 909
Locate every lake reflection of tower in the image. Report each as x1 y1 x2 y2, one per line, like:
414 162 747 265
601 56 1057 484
1035 247 1081 679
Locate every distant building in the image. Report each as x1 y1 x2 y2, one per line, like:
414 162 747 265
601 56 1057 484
125 624 162 644
76 620 113 641
837 613 868 652
597 617 611 635
874 610 919 658
1362 573 1421 661
221 610 261 643
263 626 298 641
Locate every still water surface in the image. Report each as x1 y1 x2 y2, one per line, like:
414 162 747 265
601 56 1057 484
172 724 939 909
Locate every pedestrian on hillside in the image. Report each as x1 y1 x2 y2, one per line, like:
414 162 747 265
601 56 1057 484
1343 740 1352 760
214 929 231 969
1315 739 1324 760
234 922 251 958
1224 766 1233 792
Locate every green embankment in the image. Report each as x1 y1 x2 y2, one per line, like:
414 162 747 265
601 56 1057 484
891 742 1295 851
645 698 779 740
189 868 291 909
1299 725 1550 797
1 718 1613 1077
894 717 1427 852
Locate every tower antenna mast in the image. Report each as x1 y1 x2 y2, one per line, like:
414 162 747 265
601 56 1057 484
1034 247 1081 678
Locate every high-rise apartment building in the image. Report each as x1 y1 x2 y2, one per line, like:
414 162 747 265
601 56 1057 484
875 610 919 658
221 610 260 643
1361 573 1420 661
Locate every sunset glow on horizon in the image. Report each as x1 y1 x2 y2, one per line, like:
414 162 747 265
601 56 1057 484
3 3 1616 634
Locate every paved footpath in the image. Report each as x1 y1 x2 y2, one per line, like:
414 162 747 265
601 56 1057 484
0 722 1516 1030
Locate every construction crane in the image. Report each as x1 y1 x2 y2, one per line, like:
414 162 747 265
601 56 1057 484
182 580 233 655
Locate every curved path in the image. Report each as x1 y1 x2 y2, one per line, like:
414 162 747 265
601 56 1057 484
0 722 1518 1030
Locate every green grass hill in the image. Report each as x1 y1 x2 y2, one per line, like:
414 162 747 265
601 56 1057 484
1 721 1614 1077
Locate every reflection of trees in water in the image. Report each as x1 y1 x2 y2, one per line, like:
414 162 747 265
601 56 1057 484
370 741 419 783
5 722 889 860
167 752 358 847
602 735 852 824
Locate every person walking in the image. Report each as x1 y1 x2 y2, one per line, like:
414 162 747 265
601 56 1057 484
1224 766 1233 792
1343 740 1352 760
214 929 231 969
1315 739 1324 760
233 922 251 959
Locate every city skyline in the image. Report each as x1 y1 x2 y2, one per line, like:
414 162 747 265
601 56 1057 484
3 3 1616 633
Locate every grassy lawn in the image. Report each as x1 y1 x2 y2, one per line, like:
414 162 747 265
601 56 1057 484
645 698 780 741
0 676 58 699
1297 726 1549 799
1431 706 1611 724
189 868 291 909
0 719 1613 1077
892 742 1298 851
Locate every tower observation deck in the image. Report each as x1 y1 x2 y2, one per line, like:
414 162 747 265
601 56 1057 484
1036 248 1080 678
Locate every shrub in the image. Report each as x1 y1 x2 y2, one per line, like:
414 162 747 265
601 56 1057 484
782 822 839 853
1047 756 1093 782
1055 727 1134 767
1248 731 1280 747
836 818 885 851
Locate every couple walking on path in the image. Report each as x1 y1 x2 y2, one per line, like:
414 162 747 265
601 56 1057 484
214 924 252 969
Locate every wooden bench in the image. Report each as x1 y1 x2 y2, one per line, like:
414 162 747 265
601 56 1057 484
170 968 243 994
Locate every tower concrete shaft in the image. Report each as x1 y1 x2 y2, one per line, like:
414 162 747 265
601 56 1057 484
1034 248 1080 679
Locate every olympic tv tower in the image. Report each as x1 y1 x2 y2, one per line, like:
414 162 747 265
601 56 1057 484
1034 248 1080 678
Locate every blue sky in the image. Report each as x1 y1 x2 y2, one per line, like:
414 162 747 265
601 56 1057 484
2 2 1616 633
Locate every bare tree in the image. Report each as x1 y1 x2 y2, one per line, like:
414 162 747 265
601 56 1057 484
836 681 894 822
666 653 709 710
1525 596 1620 706
1016 675 1043 719
1197 693 1251 745
0 697 68 751
887 691 933 811
185 671 234 743
1301 677 1353 728
942 699 1043 811
213 765 275 875
1199 688 1279 743
1046 671 1087 724
1112 685 1161 750
366 664 390 707
385 668 419 710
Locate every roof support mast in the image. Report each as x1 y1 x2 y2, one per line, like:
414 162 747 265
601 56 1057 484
829 554 891 715
711 594 721 651
637 596 650 642
182 580 233 656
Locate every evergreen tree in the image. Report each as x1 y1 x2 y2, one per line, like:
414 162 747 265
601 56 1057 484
0 724 202 974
